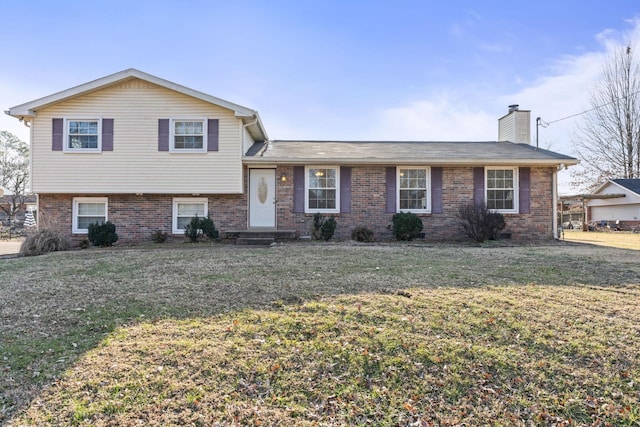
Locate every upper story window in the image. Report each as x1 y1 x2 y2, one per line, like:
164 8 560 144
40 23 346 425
486 167 518 213
65 119 101 152
306 166 339 213
171 119 207 152
397 167 430 213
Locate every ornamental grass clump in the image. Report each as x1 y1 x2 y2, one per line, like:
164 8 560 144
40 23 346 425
19 229 70 257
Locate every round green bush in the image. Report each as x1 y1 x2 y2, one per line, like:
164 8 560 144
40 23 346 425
392 212 423 241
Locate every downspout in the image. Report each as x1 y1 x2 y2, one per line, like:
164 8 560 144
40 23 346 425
552 168 558 239
242 115 261 230
242 116 259 150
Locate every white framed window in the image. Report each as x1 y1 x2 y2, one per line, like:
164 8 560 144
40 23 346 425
486 167 519 213
73 197 108 234
64 119 101 152
170 119 207 152
305 166 339 213
397 167 430 213
172 198 208 234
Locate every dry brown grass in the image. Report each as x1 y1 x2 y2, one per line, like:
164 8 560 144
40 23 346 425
2 242 640 425
562 230 640 250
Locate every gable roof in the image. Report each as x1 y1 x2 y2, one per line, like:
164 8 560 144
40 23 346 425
244 140 579 166
6 68 268 141
611 179 640 196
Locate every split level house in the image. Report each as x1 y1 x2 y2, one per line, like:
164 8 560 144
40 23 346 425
7 69 578 243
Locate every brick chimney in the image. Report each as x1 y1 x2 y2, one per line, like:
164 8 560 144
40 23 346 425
498 104 531 144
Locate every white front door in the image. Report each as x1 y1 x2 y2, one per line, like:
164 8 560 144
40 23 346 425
249 169 276 228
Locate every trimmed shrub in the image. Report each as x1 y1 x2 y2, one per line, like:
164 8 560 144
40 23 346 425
392 212 423 241
151 230 168 243
88 221 118 247
20 229 70 257
200 217 219 240
457 202 506 243
320 216 337 241
79 238 90 249
184 216 219 242
311 213 337 241
351 226 374 242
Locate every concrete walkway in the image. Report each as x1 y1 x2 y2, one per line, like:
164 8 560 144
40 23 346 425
0 238 23 256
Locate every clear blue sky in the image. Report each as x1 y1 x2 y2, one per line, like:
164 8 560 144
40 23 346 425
2 0 640 191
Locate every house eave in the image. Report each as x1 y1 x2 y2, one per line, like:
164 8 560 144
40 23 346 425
7 69 268 140
242 157 579 166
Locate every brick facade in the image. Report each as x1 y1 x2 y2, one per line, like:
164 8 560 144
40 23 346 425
276 165 555 241
38 165 556 244
38 193 247 244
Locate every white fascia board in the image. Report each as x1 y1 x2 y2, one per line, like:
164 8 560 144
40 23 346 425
237 111 269 141
242 157 579 166
8 68 259 118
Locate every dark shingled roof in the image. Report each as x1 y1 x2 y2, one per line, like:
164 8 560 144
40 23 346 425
612 179 640 195
245 140 578 165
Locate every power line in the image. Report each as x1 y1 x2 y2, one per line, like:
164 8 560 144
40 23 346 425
544 88 640 125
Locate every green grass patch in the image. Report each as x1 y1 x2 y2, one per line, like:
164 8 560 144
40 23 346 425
2 243 640 425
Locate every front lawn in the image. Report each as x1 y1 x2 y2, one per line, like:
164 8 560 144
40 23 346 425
1 243 640 425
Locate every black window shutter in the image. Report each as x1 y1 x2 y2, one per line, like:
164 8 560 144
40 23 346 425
158 119 169 151
102 119 114 151
52 118 63 151
293 166 305 213
207 119 219 151
385 167 396 213
340 166 351 213
473 167 485 206
431 167 443 213
519 167 531 213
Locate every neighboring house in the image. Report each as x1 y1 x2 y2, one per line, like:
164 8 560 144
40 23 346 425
0 185 37 225
586 179 640 229
7 69 578 243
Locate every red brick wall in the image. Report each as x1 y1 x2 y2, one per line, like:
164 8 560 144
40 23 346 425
275 165 555 241
37 165 556 244
38 192 247 244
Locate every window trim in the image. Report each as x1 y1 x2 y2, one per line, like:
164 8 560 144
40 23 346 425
304 166 340 213
172 197 208 234
485 166 519 213
396 167 431 213
169 118 208 153
72 197 108 234
63 118 102 152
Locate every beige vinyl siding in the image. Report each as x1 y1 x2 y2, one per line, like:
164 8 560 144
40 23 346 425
242 126 256 154
31 79 244 194
498 110 530 144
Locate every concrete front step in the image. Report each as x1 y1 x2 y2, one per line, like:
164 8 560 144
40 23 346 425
222 229 297 242
236 237 275 246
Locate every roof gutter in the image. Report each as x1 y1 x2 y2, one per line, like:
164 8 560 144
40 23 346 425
242 157 580 166
238 112 268 142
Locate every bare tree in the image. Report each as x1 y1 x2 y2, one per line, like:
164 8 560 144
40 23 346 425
0 131 30 230
571 44 640 191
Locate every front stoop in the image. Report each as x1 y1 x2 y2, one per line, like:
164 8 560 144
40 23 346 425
236 237 276 246
222 230 297 245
